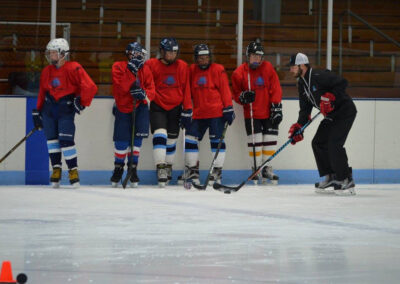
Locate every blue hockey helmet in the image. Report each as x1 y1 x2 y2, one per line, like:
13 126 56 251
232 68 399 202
159 37 179 52
194 43 212 70
125 42 147 60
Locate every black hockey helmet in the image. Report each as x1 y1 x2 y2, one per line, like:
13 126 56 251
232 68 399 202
246 41 264 57
194 43 211 70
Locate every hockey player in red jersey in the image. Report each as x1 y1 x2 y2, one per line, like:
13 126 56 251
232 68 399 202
178 44 235 186
145 37 192 187
231 41 283 184
31 38 97 188
110 42 156 188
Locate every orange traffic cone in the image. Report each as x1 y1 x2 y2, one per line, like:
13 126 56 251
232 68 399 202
0 261 16 283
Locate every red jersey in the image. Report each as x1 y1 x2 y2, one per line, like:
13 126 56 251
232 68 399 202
231 61 282 119
145 58 192 111
189 63 233 119
112 61 156 113
37 61 97 110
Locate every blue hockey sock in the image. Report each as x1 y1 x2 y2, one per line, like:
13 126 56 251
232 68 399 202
60 140 78 170
47 139 62 168
114 140 129 165
127 137 143 165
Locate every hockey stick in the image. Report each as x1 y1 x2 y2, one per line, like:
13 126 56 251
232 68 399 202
193 122 229 190
0 128 37 164
182 128 192 189
122 98 137 189
248 72 258 181
213 112 321 193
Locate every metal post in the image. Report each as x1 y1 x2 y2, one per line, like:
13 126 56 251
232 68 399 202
326 0 333 70
145 0 151 59
237 0 243 66
50 0 57 39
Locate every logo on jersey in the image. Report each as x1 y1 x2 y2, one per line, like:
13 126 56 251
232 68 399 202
197 76 207 86
51 77 61 88
163 75 176 85
255 76 264 86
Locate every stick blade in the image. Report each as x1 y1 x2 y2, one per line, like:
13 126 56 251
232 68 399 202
122 169 132 189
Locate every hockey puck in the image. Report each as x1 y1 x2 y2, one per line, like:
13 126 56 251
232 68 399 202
224 190 231 194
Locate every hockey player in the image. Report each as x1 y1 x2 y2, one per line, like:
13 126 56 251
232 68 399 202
288 53 357 195
178 44 235 185
145 37 192 187
231 41 282 184
31 38 97 188
110 42 155 188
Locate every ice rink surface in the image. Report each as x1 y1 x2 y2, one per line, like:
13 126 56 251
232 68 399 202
1 184 400 283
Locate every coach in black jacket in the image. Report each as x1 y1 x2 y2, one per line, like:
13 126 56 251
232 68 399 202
287 53 357 196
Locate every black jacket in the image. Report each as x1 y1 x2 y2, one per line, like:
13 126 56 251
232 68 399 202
297 68 357 125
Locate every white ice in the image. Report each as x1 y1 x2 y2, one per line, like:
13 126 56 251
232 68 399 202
1 184 400 283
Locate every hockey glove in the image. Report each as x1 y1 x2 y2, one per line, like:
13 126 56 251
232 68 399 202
320 92 336 116
180 109 192 129
73 97 85 114
222 106 235 125
239 91 255 104
130 86 146 100
32 109 43 130
270 102 282 126
288 123 304 145
127 57 144 75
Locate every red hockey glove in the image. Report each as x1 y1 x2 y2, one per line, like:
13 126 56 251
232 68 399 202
288 123 304 145
320 92 336 116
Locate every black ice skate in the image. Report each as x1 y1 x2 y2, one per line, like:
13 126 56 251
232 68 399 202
50 166 62 188
157 163 168 188
262 166 279 185
177 165 200 187
334 168 356 196
110 163 124 188
128 164 139 188
208 167 222 186
68 168 80 189
315 173 336 194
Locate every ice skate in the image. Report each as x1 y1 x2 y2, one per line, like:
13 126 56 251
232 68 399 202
177 165 200 187
157 164 168 188
262 166 279 185
315 173 336 194
165 164 172 185
128 164 139 188
208 167 222 186
110 163 124 188
334 168 355 196
251 167 260 185
50 167 62 188
68 168 80 189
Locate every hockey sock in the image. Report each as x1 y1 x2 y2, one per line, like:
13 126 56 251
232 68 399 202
185 135 199 167
60 140 78 170
247 133 262 167
47 139 62 168
262 133 278 163
165 138 177 165
153 129 167 165
210 138 226 168
114 140 129 164
127 136 143 165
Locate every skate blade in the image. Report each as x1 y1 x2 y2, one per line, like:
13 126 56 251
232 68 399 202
130 182 139 188
315 188 335 194
71 182 80 189
261 178 279 185
177 180 183 185
51 182 60 189
334 188 356 196
111 182 119 188
158 182 166 188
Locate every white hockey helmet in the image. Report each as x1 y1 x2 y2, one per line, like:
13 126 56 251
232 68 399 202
45 38 70 64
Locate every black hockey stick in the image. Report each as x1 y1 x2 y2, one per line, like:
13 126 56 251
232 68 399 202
122 98 137 189
213 112 321 193
193 122 229 190
0 128 37 164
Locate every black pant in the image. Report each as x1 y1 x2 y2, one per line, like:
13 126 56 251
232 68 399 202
149 102 181 139
312 114 356 180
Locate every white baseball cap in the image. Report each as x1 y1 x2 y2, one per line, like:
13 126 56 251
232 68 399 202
288 53 309 66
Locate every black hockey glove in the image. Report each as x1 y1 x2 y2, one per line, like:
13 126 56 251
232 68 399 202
239 91 255 104
180 109 192 129
270 102 282 126
127 57 144 75
73 97 85 114
130 86 146 100
32 109 43 130
222 106 235 125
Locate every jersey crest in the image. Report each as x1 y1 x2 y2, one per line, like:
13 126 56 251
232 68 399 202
164 75 176 85
255 76 264 86
51 77 61 88
197 76 207 87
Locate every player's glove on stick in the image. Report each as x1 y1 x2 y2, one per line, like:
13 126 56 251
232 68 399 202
320 92 335 116
130 86 146 100
222 106 235 125
32 109 43 130
73 97 85 114
270 102 282 126
239 91 255 104
127 58 144 75
288 123 304 145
